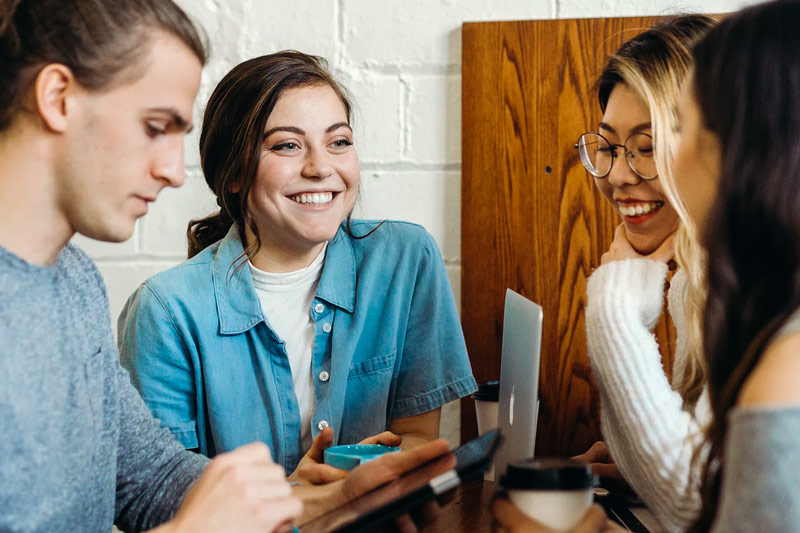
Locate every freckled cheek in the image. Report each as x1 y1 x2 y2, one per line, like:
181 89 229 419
257 159 298 192
339 156 361 190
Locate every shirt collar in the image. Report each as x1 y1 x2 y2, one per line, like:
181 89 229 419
212 224 357 334
212 225 264 335
315 224 356 313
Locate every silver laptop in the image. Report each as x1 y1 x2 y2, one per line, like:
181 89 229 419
494 289 543 478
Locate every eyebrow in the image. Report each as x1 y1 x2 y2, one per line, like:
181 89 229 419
147 107 193 133
326 122 352 133
263 122 352 139
598 121 651 135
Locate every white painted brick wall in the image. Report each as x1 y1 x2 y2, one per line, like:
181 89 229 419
83 0 757 446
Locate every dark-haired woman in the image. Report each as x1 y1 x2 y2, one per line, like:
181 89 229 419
572 15 715 533
117 51 476 477
669 1 800 530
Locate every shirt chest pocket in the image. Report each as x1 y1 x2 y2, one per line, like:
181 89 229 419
347 352 397 379
343 351 397 439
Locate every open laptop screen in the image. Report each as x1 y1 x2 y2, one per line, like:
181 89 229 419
494 289 543 478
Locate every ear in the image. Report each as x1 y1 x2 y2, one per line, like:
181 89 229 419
34 64 77 133
229 181 242 194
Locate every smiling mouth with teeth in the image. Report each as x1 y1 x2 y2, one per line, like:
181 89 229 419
617 200 664 217
290 192 335 205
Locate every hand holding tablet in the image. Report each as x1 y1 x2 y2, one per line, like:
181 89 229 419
290 428 403 485
300 430 502 532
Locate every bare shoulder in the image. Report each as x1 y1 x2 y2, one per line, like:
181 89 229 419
738 331 800 407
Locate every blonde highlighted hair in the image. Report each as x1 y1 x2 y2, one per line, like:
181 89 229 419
597 14 716 407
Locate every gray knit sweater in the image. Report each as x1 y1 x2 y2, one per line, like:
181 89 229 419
0 243 208 532
713 406 800 532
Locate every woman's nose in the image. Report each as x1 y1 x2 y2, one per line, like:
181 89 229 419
301 147 333 179
606 152 641 187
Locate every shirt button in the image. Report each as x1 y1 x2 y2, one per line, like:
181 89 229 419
314 303 325 314
322 322 332 333
319 371 330 382
318 420 329 430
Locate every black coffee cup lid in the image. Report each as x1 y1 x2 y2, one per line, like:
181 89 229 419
500 458 597 491
472 380 499 401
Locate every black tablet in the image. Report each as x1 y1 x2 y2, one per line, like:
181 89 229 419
299 429 502 533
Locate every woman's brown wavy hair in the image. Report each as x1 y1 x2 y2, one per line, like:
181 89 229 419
187 51 356 261
688 1 800 529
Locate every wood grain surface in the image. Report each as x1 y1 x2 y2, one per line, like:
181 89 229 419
422 480 494 533
460 17 677 456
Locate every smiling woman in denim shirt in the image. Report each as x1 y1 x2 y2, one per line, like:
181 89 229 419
117 50 477 477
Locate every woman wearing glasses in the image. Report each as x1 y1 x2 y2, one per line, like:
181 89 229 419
572 15 716 533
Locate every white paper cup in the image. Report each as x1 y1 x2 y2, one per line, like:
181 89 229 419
501 459 597 531
473 381 500 480
472 381 500 435
474 398 499 435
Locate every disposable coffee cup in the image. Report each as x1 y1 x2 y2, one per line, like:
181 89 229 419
500 458 597 531
473 381 500 480
472 380 500 435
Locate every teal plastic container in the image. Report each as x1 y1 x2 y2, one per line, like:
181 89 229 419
323 444 401 471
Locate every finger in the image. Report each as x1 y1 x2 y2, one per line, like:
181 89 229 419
591 441 609 455
593 441 611 462
614 223 626 238
297 463 349 484
347 440 453 497
571 451 589 463
379 439 450 475
228 471 293 499
273 521 298 533
601 225 636 264
210 459 287 489
306 426 335 464
257 497 303 530
572 441 607 463
648 231 677 263
359 431 403 447
213 441 274 468
591 463 622 479
251 463 289 483
612 227 635 253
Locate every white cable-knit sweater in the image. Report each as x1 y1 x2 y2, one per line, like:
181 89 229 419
585 259 710 533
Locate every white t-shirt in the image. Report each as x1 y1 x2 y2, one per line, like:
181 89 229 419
248 245 326 453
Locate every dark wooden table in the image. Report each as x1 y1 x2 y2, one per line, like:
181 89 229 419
425 479 495 532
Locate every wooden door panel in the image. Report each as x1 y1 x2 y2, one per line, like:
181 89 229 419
461 17 677 456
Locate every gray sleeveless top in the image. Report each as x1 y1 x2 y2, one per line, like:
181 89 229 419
712 310 800 532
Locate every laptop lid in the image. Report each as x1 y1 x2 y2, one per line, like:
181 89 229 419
494 289 543 478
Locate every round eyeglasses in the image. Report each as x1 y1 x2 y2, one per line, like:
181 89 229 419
573 132 657 180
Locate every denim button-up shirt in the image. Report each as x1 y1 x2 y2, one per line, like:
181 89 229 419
118 220 476 472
